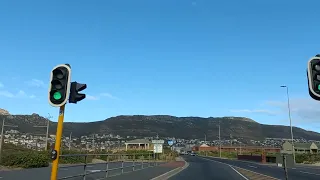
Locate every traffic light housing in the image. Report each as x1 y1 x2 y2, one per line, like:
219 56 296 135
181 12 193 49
48 64 72 107
69 82 87 104
307 55 320 101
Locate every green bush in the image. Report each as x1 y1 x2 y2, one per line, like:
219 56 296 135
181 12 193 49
1 151 49 168
198 151 237 159
296 154 320 164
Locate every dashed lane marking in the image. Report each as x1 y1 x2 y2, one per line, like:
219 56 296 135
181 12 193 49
299 171 320 176
248 165 257 168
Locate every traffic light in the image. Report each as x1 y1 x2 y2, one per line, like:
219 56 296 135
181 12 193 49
307 55 320 101
69 81 87 104
48 64 72 107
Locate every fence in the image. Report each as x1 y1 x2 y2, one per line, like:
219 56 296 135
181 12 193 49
57 152 164 180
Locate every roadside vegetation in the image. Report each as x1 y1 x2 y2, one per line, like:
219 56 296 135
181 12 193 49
197 150 320 164
0 143 177 169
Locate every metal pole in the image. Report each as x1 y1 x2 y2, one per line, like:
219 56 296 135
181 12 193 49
69 132 72 150
0 119 5 163
281 85 295 163
45 113 52 151
50 105 66 180
286 87 295 164
0 119 18 163
219 124 221 158
283 154 289 180
92 134 95 152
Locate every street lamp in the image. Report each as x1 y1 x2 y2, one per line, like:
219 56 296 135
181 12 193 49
280 85 296 163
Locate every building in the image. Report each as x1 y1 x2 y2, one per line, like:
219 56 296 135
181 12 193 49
192 145 280 154
282 141 318 154
124 139 153 151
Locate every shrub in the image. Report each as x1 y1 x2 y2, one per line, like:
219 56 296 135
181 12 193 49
1 151 49 168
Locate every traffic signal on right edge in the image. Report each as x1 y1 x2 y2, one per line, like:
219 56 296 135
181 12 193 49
307 55 320 101
69 82 87 104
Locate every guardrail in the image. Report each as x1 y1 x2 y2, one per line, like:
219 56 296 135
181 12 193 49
57 153 162 180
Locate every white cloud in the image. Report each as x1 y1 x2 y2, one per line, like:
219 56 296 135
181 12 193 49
25 79 46 88
0 90 15 98
0 82 3 88
266 98 320 122
234 98 320 125
86 95 99 100
100 93 119 100
0 90 35 99
85 92 119 101
229 109 279 115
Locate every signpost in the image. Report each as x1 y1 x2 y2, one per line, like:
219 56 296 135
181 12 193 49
152 140 164 153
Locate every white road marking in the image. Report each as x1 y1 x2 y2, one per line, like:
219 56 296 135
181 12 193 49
229 165 249 180
300 171 320 176
150 159 189 180
87 170 102 173
198 156 280 180
248 165 257 168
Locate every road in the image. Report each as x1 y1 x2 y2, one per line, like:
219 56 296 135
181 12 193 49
168 155 246 180
0 161 165 180
198 155 320 180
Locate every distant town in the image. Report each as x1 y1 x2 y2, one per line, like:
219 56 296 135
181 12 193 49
3 128 320 152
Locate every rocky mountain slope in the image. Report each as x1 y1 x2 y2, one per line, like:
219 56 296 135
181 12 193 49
1 112 320 141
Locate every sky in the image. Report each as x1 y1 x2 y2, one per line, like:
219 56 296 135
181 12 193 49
1 0 320 132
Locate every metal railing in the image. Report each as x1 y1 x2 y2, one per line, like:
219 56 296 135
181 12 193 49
57 153 164 180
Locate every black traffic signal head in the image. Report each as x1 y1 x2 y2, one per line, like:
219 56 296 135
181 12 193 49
307 56 320 101
48 64 72 107
69 81 87 104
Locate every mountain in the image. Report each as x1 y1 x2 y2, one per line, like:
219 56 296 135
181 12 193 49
1 112 320 141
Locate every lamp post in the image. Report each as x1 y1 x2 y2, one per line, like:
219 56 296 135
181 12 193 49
218 123 221 158
280 85 296 163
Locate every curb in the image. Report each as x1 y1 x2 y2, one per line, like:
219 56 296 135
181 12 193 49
150 158 189 180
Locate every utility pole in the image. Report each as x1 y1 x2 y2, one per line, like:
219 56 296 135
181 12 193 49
219 124 221 158
34 113 52 151
0 119 18 163
69 132 72 150
92 134 95 152
46 113 52 151
204 133 207 156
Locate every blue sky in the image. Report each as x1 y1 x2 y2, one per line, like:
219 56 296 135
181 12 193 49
1 0 320 132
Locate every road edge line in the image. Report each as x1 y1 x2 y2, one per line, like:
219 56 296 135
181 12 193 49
199 156 280 180
150 159 189 180
229 165 249 180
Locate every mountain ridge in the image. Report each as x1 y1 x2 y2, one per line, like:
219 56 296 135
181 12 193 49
0 110 319 141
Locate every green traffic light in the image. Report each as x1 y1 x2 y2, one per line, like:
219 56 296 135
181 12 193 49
53 92 62 100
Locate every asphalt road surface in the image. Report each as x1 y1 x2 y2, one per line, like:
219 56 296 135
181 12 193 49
169 155 246 180
199 155 320 180
0 161 163 180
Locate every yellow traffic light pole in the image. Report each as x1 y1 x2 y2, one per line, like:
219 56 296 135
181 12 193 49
50 104 66 180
